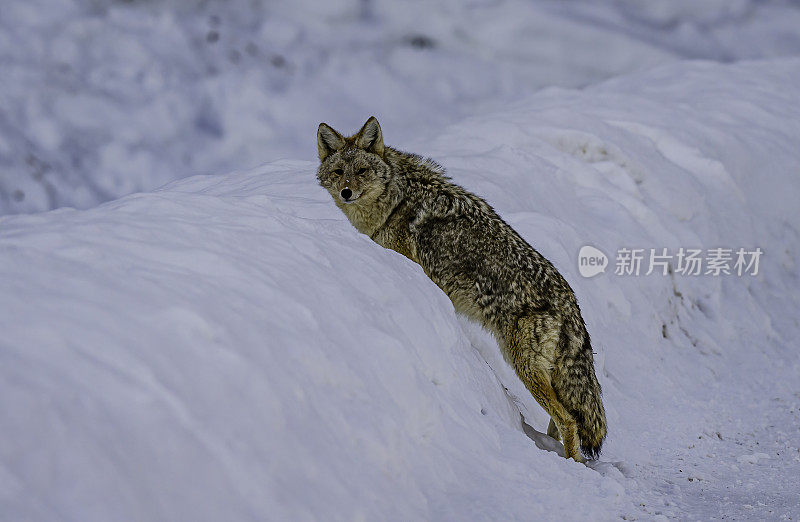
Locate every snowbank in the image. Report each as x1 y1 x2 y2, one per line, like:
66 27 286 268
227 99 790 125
4 0 800 215
1 58 799 520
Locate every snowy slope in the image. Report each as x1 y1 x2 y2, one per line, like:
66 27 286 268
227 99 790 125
4 0 800 215
2 58 800 520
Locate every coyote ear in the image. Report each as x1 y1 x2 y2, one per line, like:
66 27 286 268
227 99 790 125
317 123 345 161
355 116 384 158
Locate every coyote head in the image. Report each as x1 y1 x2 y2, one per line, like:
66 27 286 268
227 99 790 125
316 116 390 206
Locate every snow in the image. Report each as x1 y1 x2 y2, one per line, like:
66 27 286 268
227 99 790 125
5 0 800 215
3 1 800 520
737 453 771 465
2 53 800 520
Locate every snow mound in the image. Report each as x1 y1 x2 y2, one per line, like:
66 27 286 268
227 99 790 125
1 58 800 520
4 0 800 215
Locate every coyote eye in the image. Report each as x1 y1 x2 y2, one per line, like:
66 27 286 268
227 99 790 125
357 168 367 174
333 169 344 175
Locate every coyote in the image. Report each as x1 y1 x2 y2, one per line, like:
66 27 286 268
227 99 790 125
316 117 607 461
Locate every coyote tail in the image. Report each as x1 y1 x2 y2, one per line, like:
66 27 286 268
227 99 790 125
554 330 607 459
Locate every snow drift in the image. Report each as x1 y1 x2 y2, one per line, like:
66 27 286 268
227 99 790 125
1 58 799 520
5 0 800 216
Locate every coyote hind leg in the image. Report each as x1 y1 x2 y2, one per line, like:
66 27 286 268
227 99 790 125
515 362 583 462
504 317 583 461
538 378 583 462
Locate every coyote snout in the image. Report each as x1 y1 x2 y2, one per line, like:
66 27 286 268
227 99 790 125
316 117 608 461
339 187 361 203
